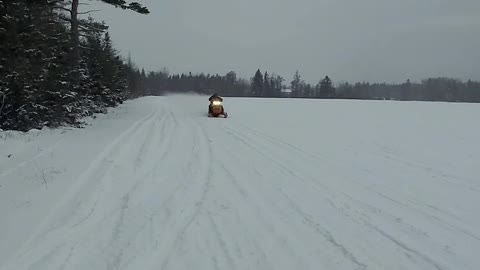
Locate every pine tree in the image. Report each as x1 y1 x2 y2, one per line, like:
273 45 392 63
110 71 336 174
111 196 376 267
225 71 237 96
272 75 284 98
291 70 302 97
251 69 263 97
319 76 335 98
0 0 75 130
0 0 148 131
400 79 412 101
62 0 149 71
303 83 313 98
263 71 270 97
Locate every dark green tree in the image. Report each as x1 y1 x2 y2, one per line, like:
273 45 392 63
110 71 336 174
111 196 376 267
263 71 271 97
400 79 412 101
319 76 335 98
62 0 149 71
290 70 302 97
0 0 146 131
251 69 264 97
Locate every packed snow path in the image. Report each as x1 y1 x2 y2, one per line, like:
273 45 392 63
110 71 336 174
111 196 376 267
1 95 480 270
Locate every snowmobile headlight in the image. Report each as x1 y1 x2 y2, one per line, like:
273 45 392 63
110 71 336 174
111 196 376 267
212 101 222 105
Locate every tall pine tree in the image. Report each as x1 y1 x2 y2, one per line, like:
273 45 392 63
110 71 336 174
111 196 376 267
319 76 335 98
291 70 302 97
251 69 263 97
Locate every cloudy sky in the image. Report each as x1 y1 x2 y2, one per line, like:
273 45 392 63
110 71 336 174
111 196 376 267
87 0 480 84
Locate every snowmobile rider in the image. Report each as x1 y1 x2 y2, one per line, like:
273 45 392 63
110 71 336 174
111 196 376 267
209 93 223 103
208 93 224 113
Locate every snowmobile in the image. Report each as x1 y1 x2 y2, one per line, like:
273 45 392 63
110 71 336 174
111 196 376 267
208 99 228 118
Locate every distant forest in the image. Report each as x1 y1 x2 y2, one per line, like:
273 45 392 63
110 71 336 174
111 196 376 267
1 0 479 131
136 68 480 103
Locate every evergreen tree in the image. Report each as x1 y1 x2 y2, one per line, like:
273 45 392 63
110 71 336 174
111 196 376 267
251 69 263 97
400 79 412 101
291 70 302 97
263 71 270 97
0 0 74 129
0 0 148 131
61 0 149 72
319 76 335 98
225 71 237 96
272 75 284 98
303 83 314 97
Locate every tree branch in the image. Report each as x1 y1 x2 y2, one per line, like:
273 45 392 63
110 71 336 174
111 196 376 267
78 9 101 15
79 45 94 51
47 0 66 6
59 16 73 23
59 16 107 33
78 23 108 33
53 6 72 13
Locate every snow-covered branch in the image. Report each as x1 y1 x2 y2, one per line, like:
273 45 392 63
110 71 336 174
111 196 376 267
78 9 101 15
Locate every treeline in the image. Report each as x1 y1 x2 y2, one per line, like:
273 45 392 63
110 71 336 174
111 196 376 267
128 70 251 97
132 68 480 103
0 0 149 131
336 78 480 103
128 69 336 99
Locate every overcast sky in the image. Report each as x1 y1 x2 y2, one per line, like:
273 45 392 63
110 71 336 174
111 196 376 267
88 0 480 84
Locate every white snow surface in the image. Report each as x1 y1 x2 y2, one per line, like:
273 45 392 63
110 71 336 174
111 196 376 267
1 95 480 270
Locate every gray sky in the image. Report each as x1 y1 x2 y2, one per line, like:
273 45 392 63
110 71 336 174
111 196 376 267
88 0 480 84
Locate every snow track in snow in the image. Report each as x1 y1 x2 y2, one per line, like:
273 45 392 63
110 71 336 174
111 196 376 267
1 95 480 270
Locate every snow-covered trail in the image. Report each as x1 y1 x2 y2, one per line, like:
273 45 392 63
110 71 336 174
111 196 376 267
1 95 480 270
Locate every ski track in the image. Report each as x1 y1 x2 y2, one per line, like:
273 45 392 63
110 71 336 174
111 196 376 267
221 123 468 270
1 96 479 270
229 123 480 238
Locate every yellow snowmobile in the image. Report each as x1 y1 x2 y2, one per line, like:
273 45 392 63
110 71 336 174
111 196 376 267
208 94 228 118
